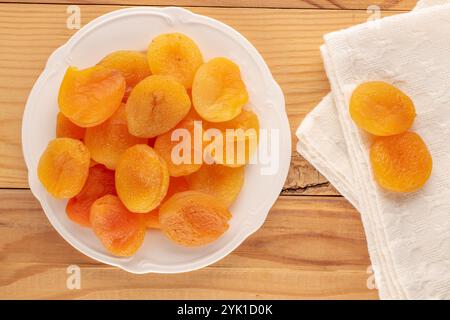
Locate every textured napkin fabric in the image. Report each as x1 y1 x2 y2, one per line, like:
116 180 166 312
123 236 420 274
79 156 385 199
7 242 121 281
296 0 450 299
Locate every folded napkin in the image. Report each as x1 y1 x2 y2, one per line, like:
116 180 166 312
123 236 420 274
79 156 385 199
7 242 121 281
296 0 450 299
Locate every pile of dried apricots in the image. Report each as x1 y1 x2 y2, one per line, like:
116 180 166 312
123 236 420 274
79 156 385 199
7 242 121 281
38 33 260 257
349 81 432 193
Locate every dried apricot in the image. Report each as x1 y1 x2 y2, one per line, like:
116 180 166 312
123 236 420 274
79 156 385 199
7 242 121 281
192 57 248 122
126 75 191 138
115 144 169 213
370 131 432 192
154 115 203 177
56 112 85 140
66 165 116 227
90 195 146 257
186 165 244 207
205 109 259 166
147 33 203 88
37 138 90 198
84 104 147 170
98 50 151 101
143 176 189 229
350 81 416 136
159 191 231 247
58 65 125 127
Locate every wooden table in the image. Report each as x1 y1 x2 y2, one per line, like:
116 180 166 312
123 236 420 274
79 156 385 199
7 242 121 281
0 0 417 299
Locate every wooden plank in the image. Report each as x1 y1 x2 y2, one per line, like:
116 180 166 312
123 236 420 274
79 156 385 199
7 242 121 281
0 4 399 191
0 0 417 10
0 189 378 299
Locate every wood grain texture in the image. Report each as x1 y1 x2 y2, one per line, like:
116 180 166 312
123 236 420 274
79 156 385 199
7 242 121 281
0 3 400 192
0 0 417 10
0 189 378 299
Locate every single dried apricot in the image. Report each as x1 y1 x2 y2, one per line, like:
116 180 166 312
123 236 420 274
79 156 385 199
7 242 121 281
37 138 90 198
159 191 231 247
126 75 191 138
370 131 432 192
115 144 169 213
154 115 203 177
186 165 244 207
192 57 248 122
350 81 416 136
84 104 147 170
90 195 146 257
56 112 85 140
147 33 203 88
58 65 125 127
205 109 259 166
66 165 116 227
98 50 151 101
143 176 189 229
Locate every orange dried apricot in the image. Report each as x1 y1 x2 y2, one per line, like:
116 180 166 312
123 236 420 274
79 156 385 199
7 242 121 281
159 191 231 247
192 57 248 122
98 50 151 101
205 109 259 166
350 81 416 136
90 195 146 257
58 65 125 127
115 144 169 213
143 176 189 229
370 131 432 192
154 115 203 177
126 75 191 138
84 104 147 170
37 138 90 198
66 165 116 227
186 165 244 207
147 33 203 89
56 112 85 140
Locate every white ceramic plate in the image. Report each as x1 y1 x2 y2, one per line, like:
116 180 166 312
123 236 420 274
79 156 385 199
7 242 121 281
22 7 291 273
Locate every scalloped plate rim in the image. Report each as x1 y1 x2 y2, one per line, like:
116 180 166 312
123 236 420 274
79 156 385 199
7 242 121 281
21 6 291 274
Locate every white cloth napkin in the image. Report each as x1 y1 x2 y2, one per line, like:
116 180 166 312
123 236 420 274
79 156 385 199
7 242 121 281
296 0 450 299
